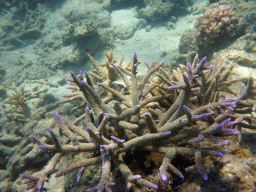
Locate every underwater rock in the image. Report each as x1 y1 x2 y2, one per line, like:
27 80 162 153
219 155 256 191
179 28 198 54
136 1 175 23
111 9 143 40
226 50 256 67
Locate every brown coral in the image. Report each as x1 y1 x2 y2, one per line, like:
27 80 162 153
195 5 239 56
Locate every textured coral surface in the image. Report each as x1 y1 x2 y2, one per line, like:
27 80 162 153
195 5 239 55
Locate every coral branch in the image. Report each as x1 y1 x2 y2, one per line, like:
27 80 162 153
87 153 114 192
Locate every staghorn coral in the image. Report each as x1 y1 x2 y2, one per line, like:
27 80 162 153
195 5 239 56
19 51 256 191
2 87 31 125
55 50 132 113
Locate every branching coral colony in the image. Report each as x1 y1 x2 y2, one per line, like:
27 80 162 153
19 50 256 192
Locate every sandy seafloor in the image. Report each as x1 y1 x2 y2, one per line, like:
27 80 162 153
0 0 256 191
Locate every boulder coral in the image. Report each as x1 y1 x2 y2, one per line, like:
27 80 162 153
195 5 239 56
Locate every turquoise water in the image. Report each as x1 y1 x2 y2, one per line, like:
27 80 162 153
0 0 255 191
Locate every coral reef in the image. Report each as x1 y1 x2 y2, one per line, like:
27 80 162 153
18 50 256 191
195 5 239 56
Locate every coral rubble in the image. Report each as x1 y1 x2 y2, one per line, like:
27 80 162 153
18 51 256 191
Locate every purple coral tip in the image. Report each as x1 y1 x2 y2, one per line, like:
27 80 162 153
161 174 167 182
110 136 125 143
222 151 230 155
77 167 85 183
53 111 60 117
228 121 237 126
193 135 204 142
129 175 142 181
202 173 208 181
162 131 172 136
182 72 188 80
234 131 240 134
38 145 46 149
151 184 158 189
166 131 172 135
222 140 229 145
39 132 48 137
183 105 190 113
167 85 181 90
47 127 55 135
231 130 240 135
205 65 215 69
200 112 214 119
19 174 26 178
134 175 142 180
201 56 207 63
215 152 224 157
30 134 36 140
223 118 231 124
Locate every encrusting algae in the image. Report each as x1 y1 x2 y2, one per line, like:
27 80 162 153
232 148 252 158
